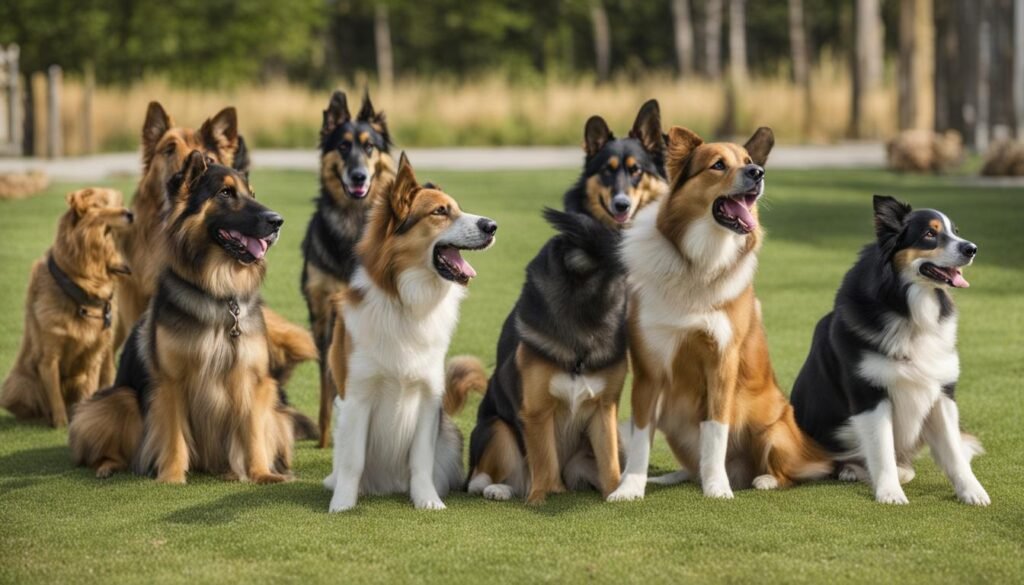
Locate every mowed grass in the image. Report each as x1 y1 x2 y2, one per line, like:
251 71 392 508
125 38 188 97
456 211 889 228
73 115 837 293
1 167 1022 584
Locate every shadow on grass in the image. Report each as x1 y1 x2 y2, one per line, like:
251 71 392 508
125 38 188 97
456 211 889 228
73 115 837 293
0 445 71 477
164 480 326 525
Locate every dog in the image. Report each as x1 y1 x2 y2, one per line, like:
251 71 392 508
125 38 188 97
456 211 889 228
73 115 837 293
1 188 132 427
790 196 989 505
886 129 964 174
302 90 396 447
466 100 668 504
608 126 832 502
69 152 293 483
117 102 318 438
323 153 496 511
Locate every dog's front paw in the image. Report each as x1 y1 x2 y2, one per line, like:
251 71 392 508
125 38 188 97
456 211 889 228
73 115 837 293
156 473 186 485
956 480 991 506
607 474 646 502
322 472 336 491
252 472 289 485
482 484 514 501
702 476 734 499
413 495 447 510
752 474 780 490
328 492 358 513
897 465 916 485
51 411 68 428
875 484 909 505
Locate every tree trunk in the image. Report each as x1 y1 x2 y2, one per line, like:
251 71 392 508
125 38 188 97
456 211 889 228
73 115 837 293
1016 0 1024 137
374 4 394 90
671 0 695 77
705 0 724 80
590 0 611 83
788 0 809 86
857 0 884 92
728 0 748 86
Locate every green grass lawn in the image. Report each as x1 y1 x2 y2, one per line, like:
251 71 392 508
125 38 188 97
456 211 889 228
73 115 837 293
1 167 1022 584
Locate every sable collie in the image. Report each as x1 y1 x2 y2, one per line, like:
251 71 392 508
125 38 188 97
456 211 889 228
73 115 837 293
118 102 317 437
466 101 668 504
69 153 293 483
1 188 132 427
323 153 496 511
301 90 396 447
791 196 989 505
609 126 832 502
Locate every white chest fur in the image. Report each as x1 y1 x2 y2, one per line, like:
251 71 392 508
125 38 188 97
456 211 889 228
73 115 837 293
549 372 606 414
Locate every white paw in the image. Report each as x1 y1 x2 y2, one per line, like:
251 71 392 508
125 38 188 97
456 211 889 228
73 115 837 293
467 473 491 495
752 474 779 490
607 474 646 502
413 496 447 510
328 493 357 513
897 465 916 485
483 484 514 501
956 483 991 506
837 466 859 482
322 473 336 491
702 476 734 499
875 484 909 505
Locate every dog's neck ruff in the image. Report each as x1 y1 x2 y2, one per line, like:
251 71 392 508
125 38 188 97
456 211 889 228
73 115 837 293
47 254 113 329
160 269 255 337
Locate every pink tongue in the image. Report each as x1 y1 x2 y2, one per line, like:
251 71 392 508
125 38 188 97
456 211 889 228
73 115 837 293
231 230 268 260
440 247 476 278
951 270 969 288
721 198 758 231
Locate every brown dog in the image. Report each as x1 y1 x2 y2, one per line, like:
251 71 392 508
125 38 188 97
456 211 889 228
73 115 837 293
70 153 293 482
1 188 132 427
608 126 831 502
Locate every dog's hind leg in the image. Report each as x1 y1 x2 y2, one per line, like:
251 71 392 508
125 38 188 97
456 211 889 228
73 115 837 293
68 387 143 479
38 354 67 428
468 420 525 501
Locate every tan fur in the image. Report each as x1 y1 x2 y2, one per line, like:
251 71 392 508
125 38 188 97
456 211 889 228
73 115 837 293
887 129 964 173
631 128 831 489
443 355 488 415
584 171 668 230
68 387 142 477
1 188 131 426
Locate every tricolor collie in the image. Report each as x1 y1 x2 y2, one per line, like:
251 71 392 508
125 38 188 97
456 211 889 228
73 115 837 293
791 196 989 505
467 101 668 504
609 126 831 502
69 153 293 483
324 154 496 512
300 90 396 447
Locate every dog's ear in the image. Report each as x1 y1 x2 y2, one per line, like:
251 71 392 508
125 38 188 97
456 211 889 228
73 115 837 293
65 188 96 216
200 107 240 160
389 152 419 223
584 116 613 159
168 150 209 201
142 102 172 168
664 126 704 183
358 89 391 146
630 99 665 155
744 127 775 166
873 195 912 244
322 91 350 139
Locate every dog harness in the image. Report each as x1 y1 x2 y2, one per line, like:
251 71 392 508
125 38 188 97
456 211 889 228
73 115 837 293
47 254 113 329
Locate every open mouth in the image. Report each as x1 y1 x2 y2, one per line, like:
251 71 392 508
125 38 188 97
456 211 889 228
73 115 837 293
217 229 276 265
334 168 369 199
713 192 759 234
432 239 492 285
605 205 631 225
920 262 969 288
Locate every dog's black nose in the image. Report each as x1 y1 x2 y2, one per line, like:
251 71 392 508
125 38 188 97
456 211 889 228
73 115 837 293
960 242 978 257
477 217 498 235
612 196 631 213
125 211 134 223
746 165 765 181
350 170 367 184
261 211 284 229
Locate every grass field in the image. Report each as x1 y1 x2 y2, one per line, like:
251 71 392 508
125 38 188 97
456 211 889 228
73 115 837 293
1 167 1022 584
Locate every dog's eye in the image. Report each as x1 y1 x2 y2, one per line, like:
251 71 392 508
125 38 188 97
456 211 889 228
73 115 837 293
629 165 641 176
218 188 234 199
924 229 937 239
339 143 352 154
163 143 176 156
432 206 448 216
365 143 375 153
711 160 726 171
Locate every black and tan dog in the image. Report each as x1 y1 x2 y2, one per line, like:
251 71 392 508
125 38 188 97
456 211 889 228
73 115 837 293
1 188 132 427
301 90 396 447
69 152 293 483
466 101 668 504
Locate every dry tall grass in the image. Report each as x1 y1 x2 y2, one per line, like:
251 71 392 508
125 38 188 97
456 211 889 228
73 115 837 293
41 61 895 156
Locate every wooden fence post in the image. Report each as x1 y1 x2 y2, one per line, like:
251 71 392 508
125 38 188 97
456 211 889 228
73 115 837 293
46 65 62 158
83 62 95 154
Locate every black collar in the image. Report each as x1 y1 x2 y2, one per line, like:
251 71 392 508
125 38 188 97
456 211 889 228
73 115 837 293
47 255 112 329
161 269 246 338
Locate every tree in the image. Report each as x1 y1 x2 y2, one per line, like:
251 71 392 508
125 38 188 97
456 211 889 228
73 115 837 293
788 0 813 138
671 0 695 77
374 3 394 90
589 0 611 82
705 0 724 80
898 0 935 131
850 0 884 137
729 0 748 86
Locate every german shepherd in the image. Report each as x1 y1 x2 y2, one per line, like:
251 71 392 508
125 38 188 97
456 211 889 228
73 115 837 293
1 188 132 427
791 196 989 505
466 101 668 504
69 152 293 483
117 102 318 437
323 153 495 511
609 126 832 502
301 90 395 447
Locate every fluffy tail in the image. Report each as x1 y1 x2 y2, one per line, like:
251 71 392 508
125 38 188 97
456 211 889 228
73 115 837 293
762 404 834 485
541 208 623 270
444 355 488 415
262 307 319 441
68 387 143 478
961 432 985 462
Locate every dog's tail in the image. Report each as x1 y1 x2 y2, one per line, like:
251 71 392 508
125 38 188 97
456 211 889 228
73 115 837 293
542 208 622 269
262 307 319 441
444 355 488 415
961 432 985 462
68 386 143 479
762 403 834 486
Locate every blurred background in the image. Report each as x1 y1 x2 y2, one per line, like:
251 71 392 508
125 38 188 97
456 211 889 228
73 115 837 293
0 0 1019 158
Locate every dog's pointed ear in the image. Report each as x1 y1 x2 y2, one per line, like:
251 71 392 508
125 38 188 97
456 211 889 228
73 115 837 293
584 116 613 159
873 195 912 243
200 107 240 161
630 99 665 155
322 91 350 140
358 89 376 121
168 150 209 201
389 152 419 218
358 89 391 146
744 127 775 166
665 126 704 183
65 188 95 216
142 102 172 168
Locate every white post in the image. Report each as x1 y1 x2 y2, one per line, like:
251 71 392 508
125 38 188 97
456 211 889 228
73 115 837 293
1015 0 1024 138
46 64 62 158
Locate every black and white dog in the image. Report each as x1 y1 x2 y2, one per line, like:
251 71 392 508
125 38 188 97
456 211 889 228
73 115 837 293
791 195 989 505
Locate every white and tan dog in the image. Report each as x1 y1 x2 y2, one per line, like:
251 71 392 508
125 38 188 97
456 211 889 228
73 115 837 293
324 153 496 511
